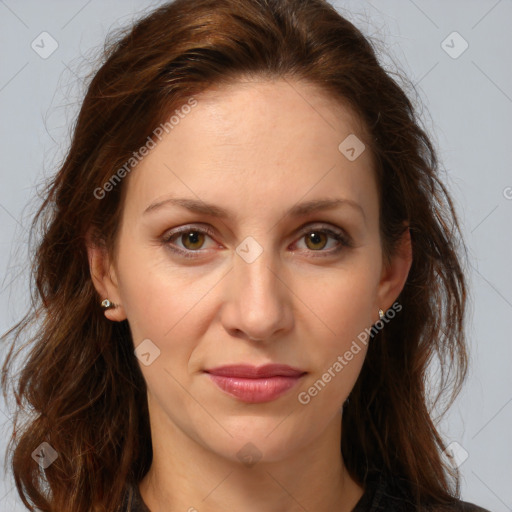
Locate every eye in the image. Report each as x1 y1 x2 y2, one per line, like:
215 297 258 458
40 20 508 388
161 226 218 258
291 225 351 256
161 223 352 259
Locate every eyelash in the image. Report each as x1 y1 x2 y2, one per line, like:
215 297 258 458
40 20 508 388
161 224 352 259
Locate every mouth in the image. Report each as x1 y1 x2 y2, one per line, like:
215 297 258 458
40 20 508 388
204 364 307 403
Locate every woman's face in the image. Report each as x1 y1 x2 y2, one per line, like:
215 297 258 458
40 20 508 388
92 79 410 464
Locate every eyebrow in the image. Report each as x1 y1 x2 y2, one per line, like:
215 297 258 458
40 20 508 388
143 196 366 221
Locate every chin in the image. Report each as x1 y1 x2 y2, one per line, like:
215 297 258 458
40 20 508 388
198 418 315 466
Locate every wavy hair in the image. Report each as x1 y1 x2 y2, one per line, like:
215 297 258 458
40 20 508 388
2 0 468 510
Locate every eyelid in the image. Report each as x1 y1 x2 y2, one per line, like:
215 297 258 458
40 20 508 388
293 222 348 240
163 223 217 240
161 222 352 258
290 223 352 254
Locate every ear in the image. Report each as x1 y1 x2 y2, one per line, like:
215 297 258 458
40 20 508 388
376 225 413 318
85 231 127 322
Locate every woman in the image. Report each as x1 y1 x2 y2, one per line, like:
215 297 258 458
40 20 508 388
1 0 492 510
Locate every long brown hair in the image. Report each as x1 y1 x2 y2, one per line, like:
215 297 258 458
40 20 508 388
2 0 469 510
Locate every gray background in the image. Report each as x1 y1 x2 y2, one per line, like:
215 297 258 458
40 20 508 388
0 0 511 510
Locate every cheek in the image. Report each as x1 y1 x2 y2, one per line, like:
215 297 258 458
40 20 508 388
294 271 375 413
115 236 222 352
293 259 380 351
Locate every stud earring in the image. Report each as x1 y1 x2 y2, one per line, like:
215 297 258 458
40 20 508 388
101 299 116 310
378 308 385 319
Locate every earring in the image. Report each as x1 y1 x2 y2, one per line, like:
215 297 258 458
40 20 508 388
101 299 116 310
378 308 384 319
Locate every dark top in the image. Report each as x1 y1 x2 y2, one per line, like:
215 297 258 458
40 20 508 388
122 471 492 511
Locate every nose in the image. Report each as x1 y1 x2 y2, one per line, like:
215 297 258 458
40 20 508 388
220 249 294 343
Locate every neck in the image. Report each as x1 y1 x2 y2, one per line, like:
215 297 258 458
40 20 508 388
139 407 364 512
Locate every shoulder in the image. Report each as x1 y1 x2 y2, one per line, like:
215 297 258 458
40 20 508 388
353 471 492 512
120 482 151 512
433 500 492 512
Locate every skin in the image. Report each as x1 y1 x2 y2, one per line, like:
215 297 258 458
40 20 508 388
88 78 412 512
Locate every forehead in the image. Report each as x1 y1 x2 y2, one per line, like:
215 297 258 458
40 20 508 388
189 78 367 146
121 78 377 223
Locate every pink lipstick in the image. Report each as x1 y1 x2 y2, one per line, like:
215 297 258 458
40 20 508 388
204 364 306 403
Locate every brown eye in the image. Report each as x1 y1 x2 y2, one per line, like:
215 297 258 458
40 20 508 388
162 226 217 258
180 231 206 250
292 226 351 257
304 231 328 250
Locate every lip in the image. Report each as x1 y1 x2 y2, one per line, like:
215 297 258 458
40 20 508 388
204 364 307 403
